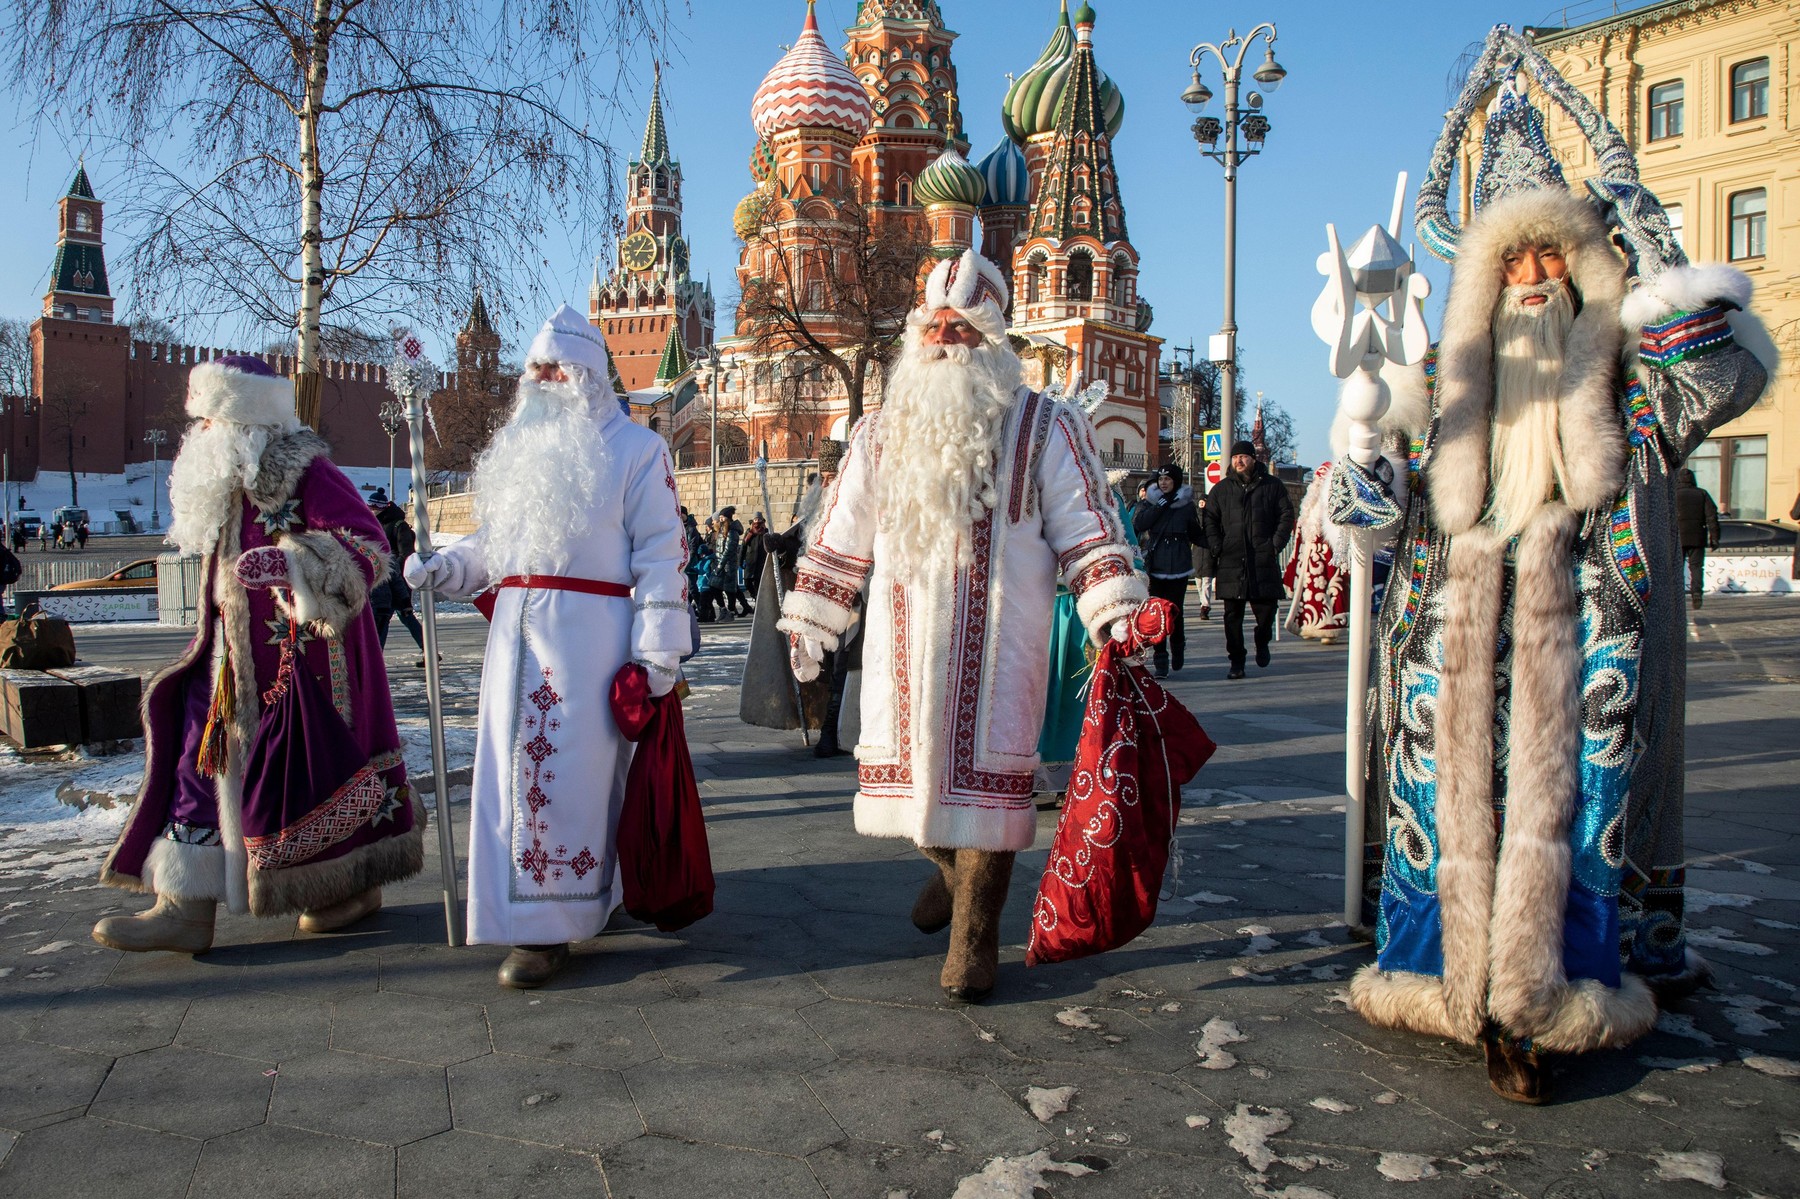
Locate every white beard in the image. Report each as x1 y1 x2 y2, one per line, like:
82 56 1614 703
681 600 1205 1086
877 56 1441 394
471 377 612 577
165 419 289 556
875 328 1022 580
1486 280 1576 540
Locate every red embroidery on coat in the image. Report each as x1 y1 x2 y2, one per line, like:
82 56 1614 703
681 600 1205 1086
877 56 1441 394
943 512 1034 807
859 583 915 794
1007 392 1041 524
794 570 861 611
1071 554 1133 596
515 668 598 886
243 764 387 869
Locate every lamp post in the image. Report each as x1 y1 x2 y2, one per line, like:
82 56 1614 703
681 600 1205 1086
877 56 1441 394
144 428 169 531
691 347 721 515
1181 22 1287 458
378 399 406 501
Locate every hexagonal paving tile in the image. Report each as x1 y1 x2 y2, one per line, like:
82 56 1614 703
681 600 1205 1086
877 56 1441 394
961 999 1197 1075
486 996 661 1070
800 997 1008 1073
625 1058 842 1155
90 1044 274 1138
330 989 491 1065
398 1129 605 1198
175 990 333 1062
643 998 835 1069
0 1037 115 1130
28 987 190 1057
0 1116 202 1199
269 1050 451 1146
188 1123 394 1198
377 942 514 1004
448 1052 640 1153
806 1059 1049 1157
600 1134 825 1199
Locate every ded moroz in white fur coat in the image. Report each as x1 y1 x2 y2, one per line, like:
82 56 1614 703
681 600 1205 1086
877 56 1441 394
780 389 1145 852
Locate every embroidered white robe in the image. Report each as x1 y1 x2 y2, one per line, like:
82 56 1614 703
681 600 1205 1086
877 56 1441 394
780 389 1146 852
431 407 690 945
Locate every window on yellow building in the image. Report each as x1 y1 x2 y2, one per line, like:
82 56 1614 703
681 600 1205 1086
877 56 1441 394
1731 58 1769 122
1647 80 1683 140
1664 204 1684 253
1729 189 1767 261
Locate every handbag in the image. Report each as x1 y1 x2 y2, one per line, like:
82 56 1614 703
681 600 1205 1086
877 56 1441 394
1026 598 1215 967
610 663 714 931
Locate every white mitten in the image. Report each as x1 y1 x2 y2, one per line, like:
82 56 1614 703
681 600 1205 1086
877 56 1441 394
403 552 445 589
788 633 824 683
1109 618 1131 643
638 652 681 698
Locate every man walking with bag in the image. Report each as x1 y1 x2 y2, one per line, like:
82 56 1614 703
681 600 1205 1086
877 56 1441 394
1203 440 1295 680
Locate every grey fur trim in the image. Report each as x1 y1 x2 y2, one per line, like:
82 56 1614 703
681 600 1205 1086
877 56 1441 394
1433 526 1504 1041
1350 964 1474 1044
1351 963 1657 1052
282 528 377 637
247 429 330 509
246 790 426 917
1428 189 1628 533
1487 504 1583 1035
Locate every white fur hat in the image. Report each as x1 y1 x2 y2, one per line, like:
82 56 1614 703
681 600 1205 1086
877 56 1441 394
526 303 614 379
185 355 296 427
920 249 1008 334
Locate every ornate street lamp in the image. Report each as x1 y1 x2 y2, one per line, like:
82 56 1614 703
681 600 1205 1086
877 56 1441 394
1181 22 1287 461
378 399 406 501
144 428 170 531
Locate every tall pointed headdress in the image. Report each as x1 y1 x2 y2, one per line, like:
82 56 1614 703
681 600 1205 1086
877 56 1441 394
1415 24 1685 278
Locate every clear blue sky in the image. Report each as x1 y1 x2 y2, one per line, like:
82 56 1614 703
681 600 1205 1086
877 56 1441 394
0 0 1649 465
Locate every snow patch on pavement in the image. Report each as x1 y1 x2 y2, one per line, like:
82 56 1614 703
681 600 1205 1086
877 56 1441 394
950 1150 1095 1199
1054 1007 1101 1031
1686 926 1775 956
1025 1086 1076 1122
1376 1153 1438 1182
1308 1097 1357 1114
1655 1012 1720 1045
1226 1105 1293 1173
1741 1053 1800 1078
1638 1057 1721 1073
1650 1150 1726 1189
1195 1018 1248 1069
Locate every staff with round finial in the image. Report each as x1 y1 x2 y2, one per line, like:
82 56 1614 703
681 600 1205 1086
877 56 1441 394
755 453 812 748
389 329 463 947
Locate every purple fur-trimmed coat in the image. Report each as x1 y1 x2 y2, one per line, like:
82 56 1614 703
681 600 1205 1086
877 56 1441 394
101 430 423 916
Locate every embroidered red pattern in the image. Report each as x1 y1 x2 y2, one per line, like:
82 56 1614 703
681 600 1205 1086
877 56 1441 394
794 570 861 611
858 583 915 794
1071 554 1133 596
943 511 1034 806
515 668 599 886
1006 392 1041 524
244 764 387 869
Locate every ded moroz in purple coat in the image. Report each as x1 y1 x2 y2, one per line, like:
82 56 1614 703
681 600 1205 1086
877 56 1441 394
102 429 423 916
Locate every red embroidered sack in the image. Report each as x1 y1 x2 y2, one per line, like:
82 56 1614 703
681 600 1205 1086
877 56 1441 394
1026 598 1215 966
609 664 714 931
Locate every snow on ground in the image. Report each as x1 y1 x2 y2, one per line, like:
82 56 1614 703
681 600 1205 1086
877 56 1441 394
0 743 141 885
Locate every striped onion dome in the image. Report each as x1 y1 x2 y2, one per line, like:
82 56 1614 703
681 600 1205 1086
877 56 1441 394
974 134 1029 208
734 183 775 239
749 139 777 183
1001 0 1123 143
751 1 873 142
914 148 987 208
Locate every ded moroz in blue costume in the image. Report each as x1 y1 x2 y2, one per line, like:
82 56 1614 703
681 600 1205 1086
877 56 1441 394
1328 26 1777 1102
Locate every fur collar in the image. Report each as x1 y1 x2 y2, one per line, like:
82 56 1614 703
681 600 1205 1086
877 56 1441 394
247 429 330 511
1426 189 1628 535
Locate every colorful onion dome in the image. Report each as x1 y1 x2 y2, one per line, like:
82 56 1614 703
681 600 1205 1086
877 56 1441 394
734 183 775 239
1073 1 1097 26
1001 1 1123 144
749 139 777 183
751 1 874 141
975 134 1029 208
915 148 987 208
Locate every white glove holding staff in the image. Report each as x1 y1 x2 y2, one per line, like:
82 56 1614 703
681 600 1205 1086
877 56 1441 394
787 633 825 683
403 552 449 590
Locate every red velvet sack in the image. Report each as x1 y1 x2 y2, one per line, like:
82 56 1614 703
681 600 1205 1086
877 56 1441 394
609 664 714 931
1026 598 1216 967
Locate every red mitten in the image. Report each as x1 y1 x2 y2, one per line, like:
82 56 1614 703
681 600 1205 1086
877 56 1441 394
233 546 290 590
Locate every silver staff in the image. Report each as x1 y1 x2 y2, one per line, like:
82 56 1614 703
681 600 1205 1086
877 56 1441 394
391 331 464 947
755 455 811 747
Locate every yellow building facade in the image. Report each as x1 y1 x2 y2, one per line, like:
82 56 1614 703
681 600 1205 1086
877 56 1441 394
1528 0 1798 520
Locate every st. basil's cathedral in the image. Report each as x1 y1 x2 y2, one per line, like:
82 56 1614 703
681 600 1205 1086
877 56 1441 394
592 0 1163 473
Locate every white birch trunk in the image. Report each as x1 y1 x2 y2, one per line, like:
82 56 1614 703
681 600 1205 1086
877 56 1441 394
294 0 333 428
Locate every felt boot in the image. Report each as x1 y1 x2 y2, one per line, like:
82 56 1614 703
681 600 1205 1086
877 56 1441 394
498 943 571 989
298 886 383 934
941 848 1014 1004
92 894 217 955
911 847 956 934
1482 1026 1549 1105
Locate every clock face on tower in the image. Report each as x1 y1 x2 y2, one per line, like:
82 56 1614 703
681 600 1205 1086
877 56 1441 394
621 230 657 272
669 237 689 278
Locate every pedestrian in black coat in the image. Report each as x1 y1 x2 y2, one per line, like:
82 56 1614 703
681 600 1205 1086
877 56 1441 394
1131 464 1204 676
1202 442 1296 678
1673 468 1719 609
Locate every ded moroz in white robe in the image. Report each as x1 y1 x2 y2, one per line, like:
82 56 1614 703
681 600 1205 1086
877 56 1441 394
429 403 691 945
781 388 1146 852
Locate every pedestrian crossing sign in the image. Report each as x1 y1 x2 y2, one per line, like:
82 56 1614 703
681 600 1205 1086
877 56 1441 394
1202 429 1224 462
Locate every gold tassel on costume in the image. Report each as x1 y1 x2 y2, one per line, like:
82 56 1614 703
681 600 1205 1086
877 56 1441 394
196 646 234 778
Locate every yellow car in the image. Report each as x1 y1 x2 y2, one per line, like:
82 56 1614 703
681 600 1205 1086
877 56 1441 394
50 559 159 590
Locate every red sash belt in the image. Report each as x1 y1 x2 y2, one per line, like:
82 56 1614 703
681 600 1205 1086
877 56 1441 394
473 575 631 620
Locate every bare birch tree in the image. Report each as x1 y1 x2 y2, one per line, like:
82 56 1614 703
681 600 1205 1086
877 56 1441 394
11 0 674 427
0 318 32 397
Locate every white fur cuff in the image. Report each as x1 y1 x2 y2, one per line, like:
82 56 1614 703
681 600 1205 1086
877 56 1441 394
632 602 693 657
1074 570 1148 644
142 838 228 902
1621 263 1754 331
282 530 377 636
777 588 854 652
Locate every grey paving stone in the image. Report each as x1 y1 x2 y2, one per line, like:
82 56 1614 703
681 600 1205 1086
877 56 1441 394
658 948 827 1008
800 996 1011 1073
377 942 513 1004
89 1044 273 1138
963 999 1197 1075
187 1122 395 1199
330 989 492 1065
448 1052 640 1153
398 1129 604 1198
0 1129 13 1169
625 1057 842 1156
804 1136 978 1199
201 940 384 1001
175 990 333 1062
0 1037 114 1130
28 987 189 1057
644 997 835 1068
600 1134 825 1199
486 995 661 1070
268 1050 451 1146
0 1116 202 1199
534 943 674 1007
103 943 254 1001
805 1059 1049 1157
986 1061 1220 1158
